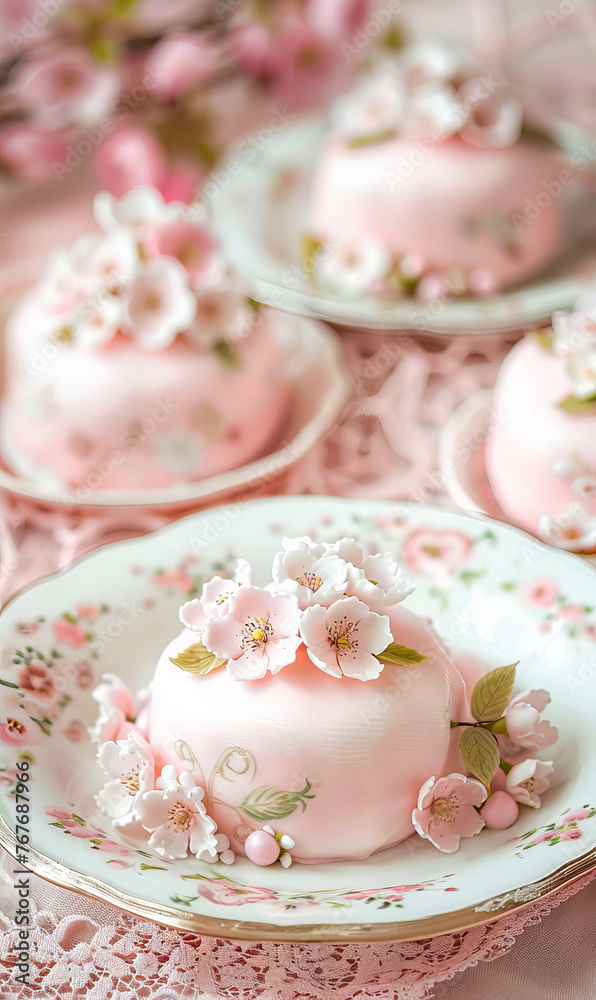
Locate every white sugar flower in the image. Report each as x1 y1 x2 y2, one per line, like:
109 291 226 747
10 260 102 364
273 537 349 609
137 768 218 861
299 596 393 681
506 759 554 809
398 37 469 88
565 341 596 401
179 559 253 632
125 258 197 350
94 186 179 234
187 286 247 350
401 83 466 139
315 240 391 297
331 68 404 138
96 731 155 825
71 291 125 350
322 537 364 564
347 553 415 610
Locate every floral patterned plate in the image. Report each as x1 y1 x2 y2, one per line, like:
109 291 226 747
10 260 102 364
440 391 596 560
1 496 596 942
211 116 596 336
0 313 349 508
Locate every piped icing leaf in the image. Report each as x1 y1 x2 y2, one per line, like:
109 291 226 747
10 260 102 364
470 662 518 723
557 394 596 416
169 641 227 675
377 642 429 667
240 779 316 821
459 726 500 789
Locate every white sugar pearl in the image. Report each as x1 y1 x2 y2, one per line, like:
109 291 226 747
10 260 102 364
215 834 230 852
279 853 292 868
220 850 235 865
552 458 575 477
279 835 295 850
197 848 218 862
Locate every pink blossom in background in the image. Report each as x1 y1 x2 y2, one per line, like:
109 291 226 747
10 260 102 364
0 125 68 181
52 617 87 648
76 603 101 620
158 168 200 205
147 218 217 282
46 807 72 821
0 704 41 747
270 18 345 111
403 528 473 582
558 604 585 624
559 827 583 841
62 719 88 742
13 45 120 130
95 127 167 200
145 33 218 101
565 809 591 823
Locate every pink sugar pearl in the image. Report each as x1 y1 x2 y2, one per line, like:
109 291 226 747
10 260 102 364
245 830 281 866
480 791 520 830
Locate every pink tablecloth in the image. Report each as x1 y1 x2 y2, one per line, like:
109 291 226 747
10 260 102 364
1 328 595 999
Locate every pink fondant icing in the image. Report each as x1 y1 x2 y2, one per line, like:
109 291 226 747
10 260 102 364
308 135 565 291
485 337 596 538
2 299 289 491
148 603 467 864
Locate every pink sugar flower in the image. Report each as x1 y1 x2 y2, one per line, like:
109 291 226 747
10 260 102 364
299 596 392 681
203 587 301 681
97 731 155 826
501 689 558 761
272 536 349 609
52 617 87 648
89 673 138 745
403 528 473 582
145 33 217 101
412 773 487 854
147 217 217 283
137 768 217 861
506 759 554 809
125 258 197 350
523 577 558 608
179 559 252 632
17 660 57 704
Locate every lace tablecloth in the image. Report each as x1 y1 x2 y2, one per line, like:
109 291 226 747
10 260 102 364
1 327 595 999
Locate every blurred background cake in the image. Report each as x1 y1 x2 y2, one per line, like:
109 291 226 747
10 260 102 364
1 187 290 493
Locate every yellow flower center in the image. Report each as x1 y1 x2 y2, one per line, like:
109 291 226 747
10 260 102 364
296 572 324 592
431 794 459 825
167 803 192 833
122 768 140 794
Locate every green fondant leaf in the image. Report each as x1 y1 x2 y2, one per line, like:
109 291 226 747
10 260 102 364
459 726 500 789
240 779 315 821
302 235 323 279
470 662 518 723
529 330 554 353
212 339 242 370
377 643 430 667
169 641 227 675
348 128 396 148
558 394 596 416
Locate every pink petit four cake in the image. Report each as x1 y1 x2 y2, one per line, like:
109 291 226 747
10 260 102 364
1 186 289 493
486 293 596 550
92 535 558 868
305 39 565 300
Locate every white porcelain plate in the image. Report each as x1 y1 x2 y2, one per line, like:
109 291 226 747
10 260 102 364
210 116 596 335
1 496 596 942
0 313 349 509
